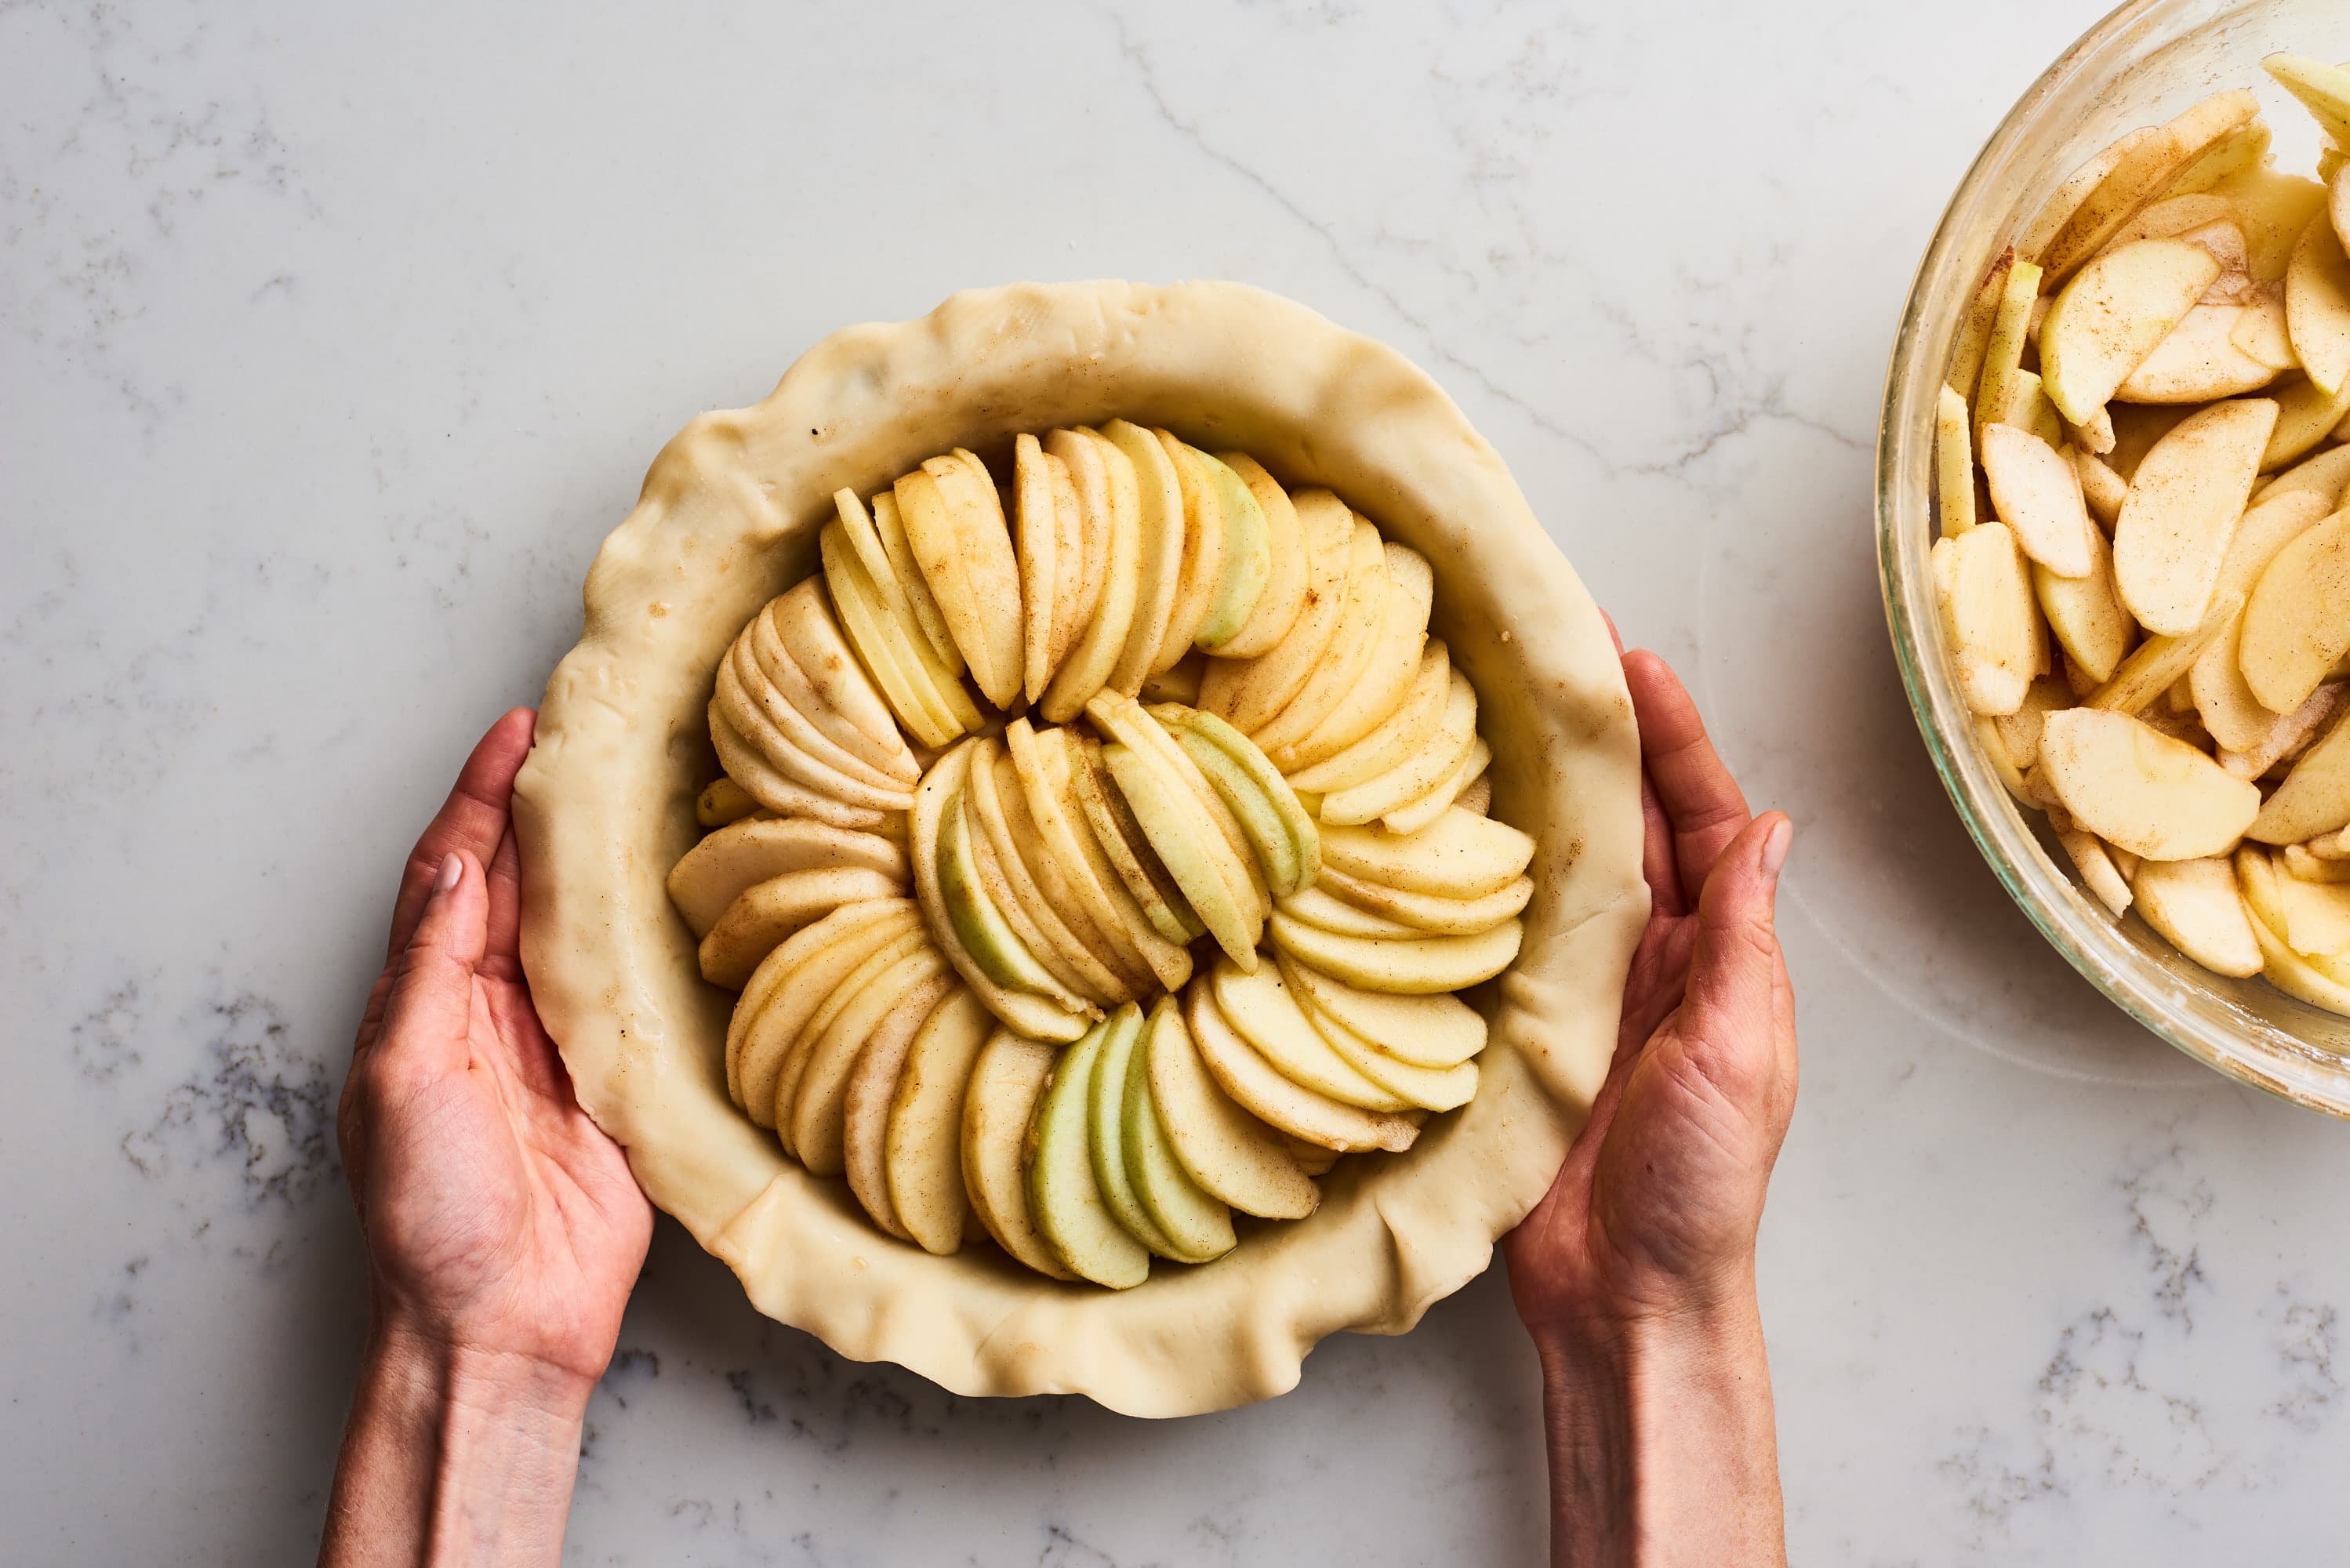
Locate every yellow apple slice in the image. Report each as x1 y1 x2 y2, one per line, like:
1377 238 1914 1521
960 781 1113 1008
1102 419 1187 693
696 776 762 829
2264 54 2350 145
959 1028 1075 1279
986 747 1151 995
1068 732 1204 946
881 985 991 1254
937 781 1078 1006
2041 239 2223 425
1279 885 1420 940
2272 863 2350 959
2038 707 2260 858
2052 819 2133 916
1025 1017 1150 1288
748 615 917 793
1385 735 1492 837
833 489 928 666
1012 433 1062 706
1992 677 2071 770
2221 683 2341 781
917 452 1026 709
2021 132 2157 265
2113 396 2277 633
2286 208 2350 397
820 521 961 747
2131 855 2263 976
1211 956 1408 1111
1043 449 1089 678
2217 164 2330 285
1981 424 2095 575
2083 599 2240 719
1186 448 1269 651
1183 983 1418 1152
714 643 914 812
762 583 914 775
1211 454 1306 658
2261 372 2350 470
1320 671 1480 826
725 898 915 1109
2087 193 2237 264
2229 281 2299 372
1948 248 2018 405
965 739 1136 1003
865 486 961 674
1038 429 1141 723
2240 510 2350 714
1144 998 1318 1218
768 924 935 1149
1099 691 1269 919
1151 431 1226 666
2034 523 2135 684
841 975 957 1243
2286 843 2350 882
1118 1006 1235 1264
2073 448 2128 528
1938 384 1976 537
1320 807 1534 899
1084 1004 1187 1259
1286 641 1451 793
2193 615 2290 752
2250 707 2350 844
1169 714 1319 898
2163 118 2271 201
1268 911 1522 994
2040 91 2260 282
1975 257 2045 449
1248 519 1391 757
1097 735 1257 968
2251 444 2350 510
1313 865 1531 935
706 706 890 832
910 742 1089 1044
1272 545 1433 773
1302 995 1478 1112
1932 522 2043 715
788 946 950 1174
696 866 905 990
1205 489 1355 733
2116 303 2279 402
1279 954 1487 1069
666 816 906 938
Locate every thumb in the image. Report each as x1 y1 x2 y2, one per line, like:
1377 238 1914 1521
1673 812 1792 1086
378 851 490 1075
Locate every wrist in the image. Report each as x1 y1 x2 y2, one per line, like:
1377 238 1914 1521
363 1311 599 1427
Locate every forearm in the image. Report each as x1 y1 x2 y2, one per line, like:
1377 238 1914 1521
1532 1290 1785 1568
320 1322 590 1567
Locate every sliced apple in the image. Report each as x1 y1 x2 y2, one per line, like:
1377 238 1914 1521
2261 372 2350 470
706 706 892 832
1012 433 1063 705
1287 641 1453 794
1143 998 1318 1219
1302 995 1477 1112
726 898 917 1112
987 747 1151 994
2250 706 2350 843
666 816 906 938
769 925 935 1148
1456 774 1494 818
884 985 992 1255
1280 954 1488 1069
2037 706 2260 859
1204 488 1355 733
1211 453 1306 658
696 776 762 829
713 644 913 813
2039 90 2260 282
1025 1017 1150 1288
763 582 916 775
697 866 906 990
1271 544 1433 773
2130 855 2263 976
2227 281 2299 374
1118 1003 1236 1263
2116 303 2280 402
1384 736 1492 836
2018 136 2149 267
1182 982 1418 1153
1991 677 2071 771
1269 911 1522 994
1069 732 1204 946
1975 257 2045 450
2250 444 2350 510
959 775 1117 1007
2285 843 2350 883
2193 615 2290 751
2052 820 2133 916
1320 807 1534 899
937 782 1076 1004
2163 119 2272 201
2217 164 2330 288
2221 683 2341 780
1211 956 1410 1110
1094 689 1267 923
1044 448 1090 676
2286 208 2350 397
841 974 955 1242
1097 734 1256 967
788 946 950 1175
2040 239 2223 425
2113 397 2277 633
1947 247 2018 405
1320 670 1481 826
2034 522 2135 684
959 1029 1074 1279
1063 1004 1182 1261
863 485 962 675
1150 431 1227 665
1041 427 1141 722
747 608 918 789
2240 509 2350 713
1313 864 1532 936
821 520 961 747
1932 521 2043 715
1277 884 1420 940
2273 864 2350 958
1248 518 1391 758
897 454 1024 709
1981 424 2095 575
1168 706 1320 896
1101 419 1187 693
2265 54 2350 146
965 739 1137 1003
1938 384 1977 537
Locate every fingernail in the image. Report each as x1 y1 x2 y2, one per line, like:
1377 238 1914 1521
1760 818 1792 877
435 853 463 895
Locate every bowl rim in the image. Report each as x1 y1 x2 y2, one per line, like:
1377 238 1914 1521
1875 0 2350 1116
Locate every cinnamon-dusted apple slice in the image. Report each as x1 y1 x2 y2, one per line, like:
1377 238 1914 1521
1982 424 2096 575
2051 818 2133 917
2083 192 2237 265
748 614 918 791
2219 684 2341 782
788 947 951 1174
1163 707 1320 898
936 781 1078 1006
1937 385 1976 537
2116 303 2281 403
2039 90 2259 282
697 866 907 989
1211 956 1409 1112
1102 419 1188 694
2239 510 2350 714
707 706 892 832
1384 736 1492 836
2265 54 2350 151
1041 427 1142 722
2072 449 2129 524
2250 706 2350 844
1268 910 1524 994
1248 518 1391 758
964 738 1139 1003
1201 488 1354 732
1183 982 1418 1153
2193 618 2292 753
959 1029 1074 1279
820 519 963 746
2250 445 2350 510
961 783 1117 1007
865 485 963 675
2040 239 2223 425
1280 955 1488 1069
1974 258 2043 450
1084 1004 1188 1259
841 976 959 1243
769 925 938 1151
2129 855 2263 977
901 452 1025 709
2264 370 2350 470
1044 449 1089 675
696 776 762 829
1185 448 1270 652
1321 670 1480 827
1095 730 1257 968
1128 699 1272 919
2084 601 2234 714
1012 433 1069 705
2287 206 2350 396
666 816 907 938
988 747 1151 994
2017 133 2149 268
2229 284 2298 372
1320 807 1535 899
1286 642 1452 794
2113 397 2277 634
2033 524 2135 684
2285 844 2350 883
1313 864 1532 935
1069 732 1204 946
762 582 917 778
713 644 915 811
1277 884 1420 940
1026 1016 1150 1288
1210 454 1307 658
2163 118 2271 201
2271 862 2350 960
725 898 917 1109
1301 995 1479 1112
2037 707 2261 859
1119 1004 1236 1264
1150 432 1227 666
1144 998 1318 1218
883 985 993 1255
1930 521 2043 716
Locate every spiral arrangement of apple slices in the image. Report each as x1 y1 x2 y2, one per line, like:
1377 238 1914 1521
665 419 1535 1286
1934 54 2350 1017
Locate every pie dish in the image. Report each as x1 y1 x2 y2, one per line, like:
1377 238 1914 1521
514 279 1647 1415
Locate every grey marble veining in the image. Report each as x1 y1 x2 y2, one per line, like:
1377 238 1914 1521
7 0 2350 1562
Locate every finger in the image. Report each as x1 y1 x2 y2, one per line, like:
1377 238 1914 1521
377 851 492 1080
1600 609 1625 655
1622 651 1753 906
386 708 538 961
483 822 525 978
1674 813 1792 1100
1638 766 1685 919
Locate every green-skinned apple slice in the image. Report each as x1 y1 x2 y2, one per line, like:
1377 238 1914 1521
1269 911 1524 994
961 784 1113 1006
1299 992 1478 1112
1085 1003 1184 1258
842 975 957 1242
1088 693 1261 963
938 784 1076 1004
959 1029 1073 1279
1210 956 1408 1110
1248 520 1390 758
790 948 950 1175
1182 982 1418 1152
1103 419 1188 694
1277 952 1487 1069
666 816 906 938
1269 545 1433 773
1173 724 1305 899
986 747 1152 996
1313 864 1531 936
1041 428 1141 722
1211 453 1307 659
1164 706 1320 895
965 739 1135 1003
1320 670 1480 827
1150 431 1226 666
1121 1000 1236 1263
1202 488 1354 731
821 519 961 746
884 985 992 1255
697 866 906 989
1113 695 1270 917
1026 1018 1150 1287
1186 446 1269 651
1319 807 1535 899
1070 733 1205 945
728 899 918 1120
1143 999 1317 1219
1284 642 1451 794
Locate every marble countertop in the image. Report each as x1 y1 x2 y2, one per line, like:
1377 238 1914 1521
8 1 2348 1561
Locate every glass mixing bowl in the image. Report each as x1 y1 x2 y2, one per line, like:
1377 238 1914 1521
1878 0 2350 1113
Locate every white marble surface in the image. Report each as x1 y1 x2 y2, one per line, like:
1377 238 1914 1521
7 0 2350 1561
